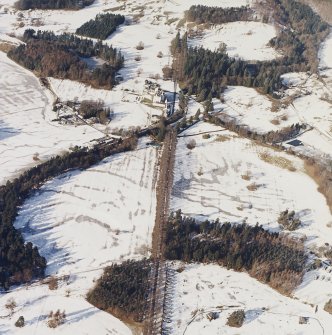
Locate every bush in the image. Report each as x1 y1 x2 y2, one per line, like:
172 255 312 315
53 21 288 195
324 299 332 314
48 276 58 290
15 316 25 328
47 310 66 328
278 209 301 231
162 65 173 80
5 298 17 315
186 139 196 150
227 310 245 327
136 41 144 50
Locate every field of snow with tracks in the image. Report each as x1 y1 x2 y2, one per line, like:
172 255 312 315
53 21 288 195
0 0 332 334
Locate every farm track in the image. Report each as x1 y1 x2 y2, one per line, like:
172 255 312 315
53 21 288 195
144 128 177 335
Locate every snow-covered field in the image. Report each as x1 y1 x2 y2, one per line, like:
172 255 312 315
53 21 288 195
216 86 298 132
171 122 332 334
281 71 332 158
188 21 280 61
0 0 332 334
0 52 104 184
169 263 332 335
172 122 332 248
0 139 158 334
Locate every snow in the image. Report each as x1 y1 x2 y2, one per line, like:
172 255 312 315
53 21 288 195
281 73 332 158
0 0 332 333
172 122 332 249
169 263 332 335
0 139 158 334
217 86 298 133
188 21 280 61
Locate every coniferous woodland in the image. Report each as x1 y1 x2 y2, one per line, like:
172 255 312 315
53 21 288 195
165 211 306 294
8 29 124 89
185 5 254 25
87 260 151 322
76 13 125 40
0 137 137 289
170 0 329 98
208 113 305 144
15 0 94 10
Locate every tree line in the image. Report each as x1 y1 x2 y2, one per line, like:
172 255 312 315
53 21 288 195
0 136 137 289
8 29 124 89
165 211 306 294
207 111 306 144
76 13 125 40
15 0 94 10
185 5 254 25
87 259 151 323
266 0 329 72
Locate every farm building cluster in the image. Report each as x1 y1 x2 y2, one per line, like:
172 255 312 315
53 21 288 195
142 80 179 117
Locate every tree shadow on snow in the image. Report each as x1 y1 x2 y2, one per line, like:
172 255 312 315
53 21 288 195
0 120 19 141
244 308 264 324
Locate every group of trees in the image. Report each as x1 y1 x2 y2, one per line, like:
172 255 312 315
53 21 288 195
185 5 253 25
0 136 137 289
267 0 329 72
170 0 329 98
209 113 305 144
78 100 111 123
76 13 125 40
8 29 124 89
165 211 306 294
15 0 94 10
87 260 151 322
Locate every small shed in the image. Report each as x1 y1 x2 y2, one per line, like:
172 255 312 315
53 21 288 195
287 139 303 147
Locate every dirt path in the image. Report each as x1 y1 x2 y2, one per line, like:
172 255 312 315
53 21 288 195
144 128 177 335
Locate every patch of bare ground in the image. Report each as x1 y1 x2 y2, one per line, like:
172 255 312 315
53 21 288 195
215 134 230 142
241 172 251 181
258 150 297 172
247 182 261 191
304 159 332 213
0 41 16 53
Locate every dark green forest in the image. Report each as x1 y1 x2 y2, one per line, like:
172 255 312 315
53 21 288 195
165 211 306 294
87 259 151 322
185 5 253 25
15 0 94 10
76 13 125 40
8 29 124 89
0 137 137 289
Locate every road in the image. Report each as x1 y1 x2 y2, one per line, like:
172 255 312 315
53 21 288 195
144 128 177 335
